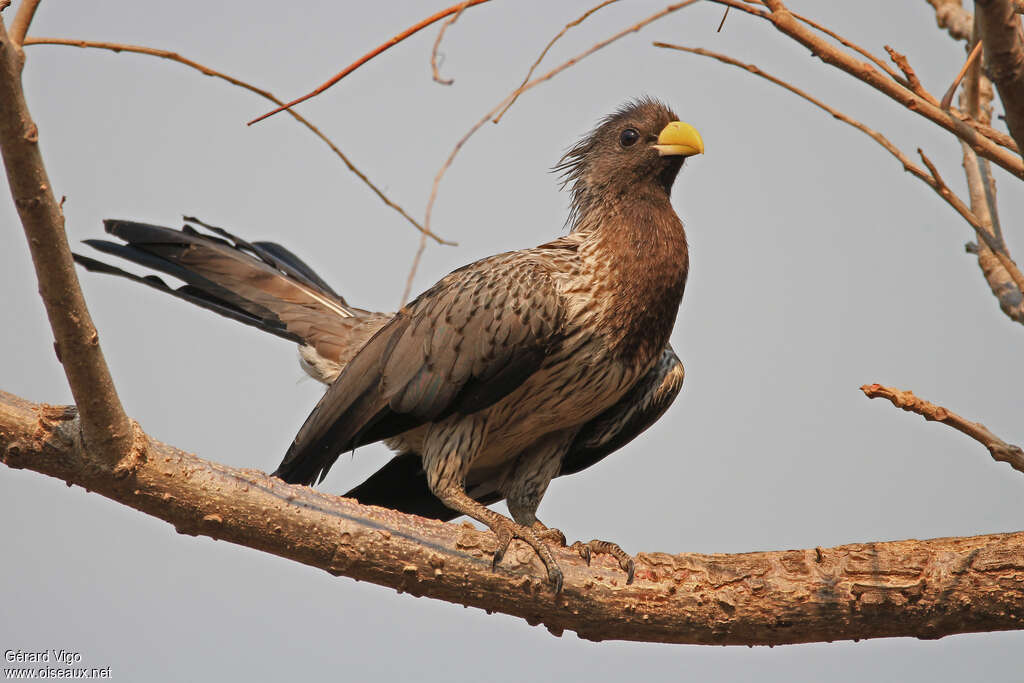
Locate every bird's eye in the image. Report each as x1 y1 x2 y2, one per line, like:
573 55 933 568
619 127 640 147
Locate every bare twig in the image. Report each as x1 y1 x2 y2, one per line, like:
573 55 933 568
4 389 1024 644
0 17 135 464
24 37 454 246
9 0 41 45
915 147 1024 295
431 0 470 85
940 39 984 109
494 0 622 123
401 233 429 305
248 0 493 125
885 45 939 105
861 384 1024 474
757 0 1024 179
401 0 701 291
423 1 700 238
717 6 730 32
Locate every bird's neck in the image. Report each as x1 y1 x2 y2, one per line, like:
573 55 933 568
578 193 689 365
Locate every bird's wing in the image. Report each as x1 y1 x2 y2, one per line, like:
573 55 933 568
340 346 683 520
559 344 684 476
76 220 389 364
274 251 566 485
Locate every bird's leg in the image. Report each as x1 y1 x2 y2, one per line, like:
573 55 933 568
432 485 565 593
505 436 635 584
423 418 565 592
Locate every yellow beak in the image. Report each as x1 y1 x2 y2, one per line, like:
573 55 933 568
653 121 704 157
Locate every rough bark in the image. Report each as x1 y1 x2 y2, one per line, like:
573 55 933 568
2 388 1022 645
976 0 1024 154
0 15 134 464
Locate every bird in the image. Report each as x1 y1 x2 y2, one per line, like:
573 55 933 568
74 97 703 592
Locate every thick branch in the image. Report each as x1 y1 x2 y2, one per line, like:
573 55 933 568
976 0 1024 154
2 388 1023 644
758 0 1024 179
0 17 134 465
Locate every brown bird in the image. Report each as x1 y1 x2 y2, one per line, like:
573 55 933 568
74 98 703 591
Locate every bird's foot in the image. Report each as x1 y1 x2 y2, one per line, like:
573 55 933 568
491 519 564 593
569 539 635 584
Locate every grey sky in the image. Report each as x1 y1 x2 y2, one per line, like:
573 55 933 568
2 1 1022 680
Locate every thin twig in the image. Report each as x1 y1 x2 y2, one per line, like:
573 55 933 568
405 0 701 297
9 0 41 45
861 384 1024 475
401 233 429 305
248 0 492 125
0 17 136 464
24 37 454 247
424 1 700 238
884 45 939 105
717 6 730 32
941 39 984 109
494 0 623 123
431 0 470 85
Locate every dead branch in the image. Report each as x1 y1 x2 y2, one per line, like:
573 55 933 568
755 0 1024 179
494 0 623 123
885 45 938 104
975 0 1024 154
2 388 1023 644
431 0 470 85
861 384 1024 474
0 17 135 464
248 0 493 125
23 37 453 247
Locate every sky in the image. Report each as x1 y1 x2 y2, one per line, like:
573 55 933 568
2 0 1023 680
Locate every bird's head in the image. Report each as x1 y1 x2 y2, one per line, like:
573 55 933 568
556 97 703 229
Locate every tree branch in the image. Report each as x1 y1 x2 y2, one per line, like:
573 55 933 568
23 37 453 247
248 0 493 125
926 0 974 42
8 0 41 46
861 384 1024 474
2 388 1023 644
756 0 1024 180
0 16 135 465
653 42 1024 299
975 0 1024 154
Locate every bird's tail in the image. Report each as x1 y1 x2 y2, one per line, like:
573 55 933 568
75 219 389 381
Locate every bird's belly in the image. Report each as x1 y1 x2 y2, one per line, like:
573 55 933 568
469 344 638 472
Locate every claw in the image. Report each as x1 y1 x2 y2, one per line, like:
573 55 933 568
570 540 592 565
548 566 564 594
576 539 634 584
491 527 512 569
